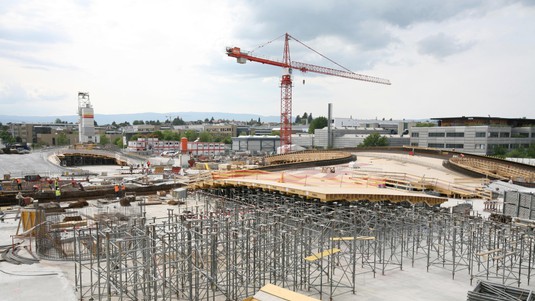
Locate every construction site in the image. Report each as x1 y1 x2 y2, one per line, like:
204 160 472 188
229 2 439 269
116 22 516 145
1 147 535 301
1 33 535 301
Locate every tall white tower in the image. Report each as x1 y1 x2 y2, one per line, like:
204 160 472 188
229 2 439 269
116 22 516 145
77 92 99 144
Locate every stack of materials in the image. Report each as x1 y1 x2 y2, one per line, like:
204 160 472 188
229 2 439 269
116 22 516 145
467 281 534 301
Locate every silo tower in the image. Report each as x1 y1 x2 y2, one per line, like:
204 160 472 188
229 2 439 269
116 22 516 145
77 92 99 144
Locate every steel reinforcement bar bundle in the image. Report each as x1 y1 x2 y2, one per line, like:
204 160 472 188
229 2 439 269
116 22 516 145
73 188 535 301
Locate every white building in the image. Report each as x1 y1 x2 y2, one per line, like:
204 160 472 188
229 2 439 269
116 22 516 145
127 137 225 156
409 117 535 155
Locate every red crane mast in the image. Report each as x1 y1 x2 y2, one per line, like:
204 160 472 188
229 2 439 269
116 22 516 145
226 33 390 152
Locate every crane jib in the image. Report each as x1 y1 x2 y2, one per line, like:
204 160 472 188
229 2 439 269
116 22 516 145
225 34 390 153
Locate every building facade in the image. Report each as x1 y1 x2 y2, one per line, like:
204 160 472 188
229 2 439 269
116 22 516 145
9 123 79 145
409 117 535 155
127 137 225 156
231 136 280 154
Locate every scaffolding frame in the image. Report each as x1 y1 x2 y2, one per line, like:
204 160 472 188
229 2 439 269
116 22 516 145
73 188 535 300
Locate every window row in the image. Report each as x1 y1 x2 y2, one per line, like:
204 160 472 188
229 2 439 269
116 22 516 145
427 143 464 149
427 132 465 137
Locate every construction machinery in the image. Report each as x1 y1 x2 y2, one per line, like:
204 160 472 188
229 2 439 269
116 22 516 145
226 33 390 152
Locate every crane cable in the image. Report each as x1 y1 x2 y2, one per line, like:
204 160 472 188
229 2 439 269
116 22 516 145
249 33 286 55
289 34 353 73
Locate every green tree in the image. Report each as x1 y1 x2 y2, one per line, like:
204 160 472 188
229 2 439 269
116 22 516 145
507 147 527 158
99 134 110 145
0 130 15 144
295 115 301 124
184 130 199 141
114 137 124 148
307 113 313 124
172 117 185 125
56 132 69 145
55 118 62 124
133 120 144 125
308 116 328 134
162 130 181 141
221 136 232 144
152 130 164 140
199 131 213 142
527 144 535 158
491 145 507 158
358 133 389 147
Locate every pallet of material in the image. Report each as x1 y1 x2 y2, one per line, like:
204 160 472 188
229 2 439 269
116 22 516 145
50 220 87 229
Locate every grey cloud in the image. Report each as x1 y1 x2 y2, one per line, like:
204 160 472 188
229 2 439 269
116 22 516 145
238 0 521 54
375 0 490 28
519 0 535 6
418 33 475 59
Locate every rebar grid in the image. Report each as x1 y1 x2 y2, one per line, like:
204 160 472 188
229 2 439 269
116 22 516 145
74 188 535 300
36 205 143 261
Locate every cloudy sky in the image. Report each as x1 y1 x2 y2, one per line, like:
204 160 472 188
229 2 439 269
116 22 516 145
0 0 534 120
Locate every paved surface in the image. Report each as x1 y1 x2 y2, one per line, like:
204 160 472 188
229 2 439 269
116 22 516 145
0 149 66 178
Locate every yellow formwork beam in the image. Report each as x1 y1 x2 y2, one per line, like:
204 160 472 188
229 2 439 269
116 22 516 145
304 248 341 262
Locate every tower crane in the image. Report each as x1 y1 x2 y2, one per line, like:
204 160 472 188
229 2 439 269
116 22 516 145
226 33 390 152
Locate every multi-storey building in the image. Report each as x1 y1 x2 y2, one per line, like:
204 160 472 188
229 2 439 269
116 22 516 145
204 124 237 138
409 117 535 155
127 137 225 156
9 123 78 145
231 136 280 154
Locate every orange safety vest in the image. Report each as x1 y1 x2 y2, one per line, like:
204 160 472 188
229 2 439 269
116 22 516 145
114 185 119 192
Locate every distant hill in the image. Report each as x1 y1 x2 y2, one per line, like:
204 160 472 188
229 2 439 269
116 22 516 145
0 112 280 124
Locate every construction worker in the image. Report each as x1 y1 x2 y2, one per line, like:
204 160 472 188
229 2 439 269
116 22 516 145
55 188 61 202
54 178 59 190
16 191 24 206
114 184 120 198
16 178 22 190
121 183 126 197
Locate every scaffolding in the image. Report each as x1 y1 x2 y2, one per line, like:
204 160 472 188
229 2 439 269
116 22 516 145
73 188 535 300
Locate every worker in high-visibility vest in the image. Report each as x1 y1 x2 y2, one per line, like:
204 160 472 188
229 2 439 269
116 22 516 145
55 188 61 202
121 183 126 197
114 184 120 198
